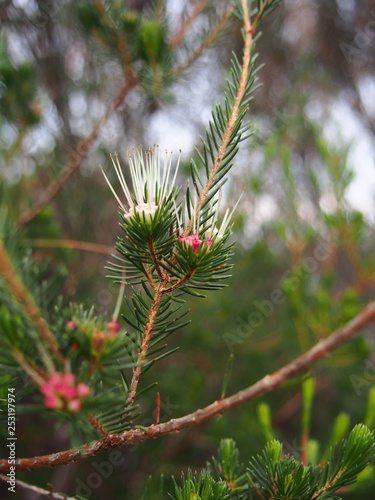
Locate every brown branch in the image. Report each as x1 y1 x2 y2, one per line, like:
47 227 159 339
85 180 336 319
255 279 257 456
94 0 132 69
184 0 250 234
2 300 375 473
126 283 165 405
162 268 195 293
29 238 114 255
171 5 233 79
312 468 346 500
0 474 75 500
12 350 46 386
87 413 111 440
143 263 157 290
169 0 211 49
148 239 164 281
0 241 64 365
17 76 137 229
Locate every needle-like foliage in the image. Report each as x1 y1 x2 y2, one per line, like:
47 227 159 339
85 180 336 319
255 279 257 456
167 426 375 499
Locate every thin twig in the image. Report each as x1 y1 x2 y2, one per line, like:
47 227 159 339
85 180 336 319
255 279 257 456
171 5 233 79
12 351 46 386
169 0 211 49
0 241 64 365
184 0 251 234
17 77 136 228
2 300 374 472
162 268 194 292
0 473 75 500
126 283 165 405
87 413 111 439
148 239 164 281
143 263 157 290
29 238 114 255
94 0 133 69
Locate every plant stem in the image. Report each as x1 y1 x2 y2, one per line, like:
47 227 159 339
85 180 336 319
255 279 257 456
184 0 252 235
171 6 233 78
29 239 114 255
169 0 211 49
127 283 165 405
0 474 75 500
87 414 111 439
12 351 46 386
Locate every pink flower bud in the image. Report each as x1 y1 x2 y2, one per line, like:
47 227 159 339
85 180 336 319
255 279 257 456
179 234 213 253
68 399 82 412
106 321 120 334
76 383 91 397
40 372 91 412
179 234 202 253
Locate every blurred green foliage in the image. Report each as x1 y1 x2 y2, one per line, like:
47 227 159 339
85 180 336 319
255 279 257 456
1 0 375 499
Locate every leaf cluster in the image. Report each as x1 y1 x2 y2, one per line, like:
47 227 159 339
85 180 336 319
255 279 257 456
167 425 375 499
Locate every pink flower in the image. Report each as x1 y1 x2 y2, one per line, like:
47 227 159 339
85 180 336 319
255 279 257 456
179 234 202 253
178 234 212 253
106 321 120 335
40 372 91 412
68 399 82 412
66 320 76 329
76 383 91 396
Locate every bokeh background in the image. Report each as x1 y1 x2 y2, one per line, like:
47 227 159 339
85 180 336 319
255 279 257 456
1 0 375 498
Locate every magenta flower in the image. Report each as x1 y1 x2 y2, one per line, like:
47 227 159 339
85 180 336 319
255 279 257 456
106 320 120 335
40 372 91 412
178 234 213 253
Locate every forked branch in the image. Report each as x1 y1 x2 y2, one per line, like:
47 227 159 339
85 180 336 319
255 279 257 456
17 77 136 229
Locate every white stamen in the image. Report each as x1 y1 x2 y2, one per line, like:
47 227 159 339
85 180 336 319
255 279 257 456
102 145 180 222
100 166 127 213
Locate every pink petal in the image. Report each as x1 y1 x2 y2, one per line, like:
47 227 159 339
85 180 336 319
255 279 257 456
68 399 82 412
107 321 120 334
62 373 75 385
44 395 61 409
76 383 91 397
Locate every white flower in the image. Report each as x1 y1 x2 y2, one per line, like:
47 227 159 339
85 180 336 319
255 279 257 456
101 145 180 220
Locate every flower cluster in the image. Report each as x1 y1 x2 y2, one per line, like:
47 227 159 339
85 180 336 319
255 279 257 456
40 372 91 412
92 321 120 352
66 319 120 334
175 190 242 255
101 145 180 221
66 319 121 354
178 234 213 253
